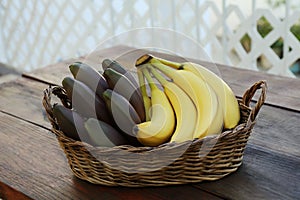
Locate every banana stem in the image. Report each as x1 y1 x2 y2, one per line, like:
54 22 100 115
151 56 181 69
150 61 176 79
142 67 157 91
137 68 148 97
148 65 168 86
137 68 151 121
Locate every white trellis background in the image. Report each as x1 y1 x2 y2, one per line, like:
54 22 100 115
0 0 299 77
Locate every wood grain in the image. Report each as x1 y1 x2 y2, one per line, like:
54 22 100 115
195 144 300 200
0 183 32 200
0 113 221 200
249 104 300 158
0 78 51 129
22 45 134 86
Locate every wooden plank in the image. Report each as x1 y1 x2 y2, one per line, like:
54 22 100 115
23 45 300 112
0 74 20 84
0 112 221 200
0 183 32 200
194 144 300 200
0 78 51 129
249 104 300 158
22 45 134 86
22 59 78 86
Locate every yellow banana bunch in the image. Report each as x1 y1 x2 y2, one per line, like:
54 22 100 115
154 63 217 139
133 67 175 146
137 57 216 139
136 54 240 142
148 55 240 129
147 65 197 143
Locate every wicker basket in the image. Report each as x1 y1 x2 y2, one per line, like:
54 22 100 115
43 80 267 187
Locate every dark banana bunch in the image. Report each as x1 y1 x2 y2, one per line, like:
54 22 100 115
52 59 146 147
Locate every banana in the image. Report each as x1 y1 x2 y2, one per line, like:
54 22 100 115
69 62 108 99
147 55 240 129
62 77 113 125
102 89 142 146
103 68 145 122
205 87 224 136
148 65 196 143
52 104 93 144
136 56 215 139
137 67 151 121
84 118 129 147
133 68 175 146
102 58 139 88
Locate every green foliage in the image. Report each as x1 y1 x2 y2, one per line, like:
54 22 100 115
290 22 300 41
257 17 274 38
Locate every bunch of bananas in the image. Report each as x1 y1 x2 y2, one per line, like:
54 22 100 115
134 54 240 146
53 54 240 148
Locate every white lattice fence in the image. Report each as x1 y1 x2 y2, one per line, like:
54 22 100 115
0 0 299 77
227 8 300 77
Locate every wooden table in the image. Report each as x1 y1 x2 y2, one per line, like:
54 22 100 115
0 46 299 200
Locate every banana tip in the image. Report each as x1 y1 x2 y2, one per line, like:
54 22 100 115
102 58 114 69
132 125 139 136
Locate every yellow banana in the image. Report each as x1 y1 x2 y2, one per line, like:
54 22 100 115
146 55 240 129
148 65 197 143
133 68 175 146
137 68 151 121
137 56 215 139
206 87 224 136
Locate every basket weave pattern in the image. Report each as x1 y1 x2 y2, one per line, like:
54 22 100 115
43 80 267 187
